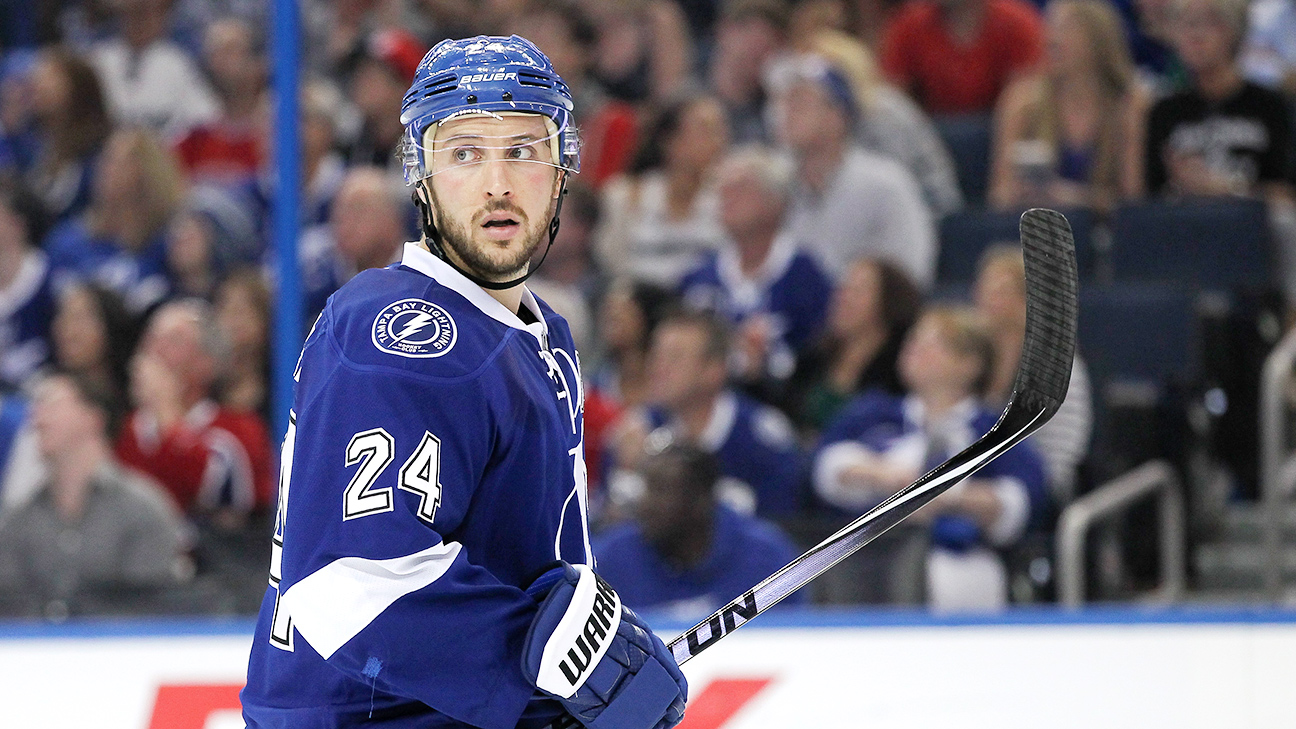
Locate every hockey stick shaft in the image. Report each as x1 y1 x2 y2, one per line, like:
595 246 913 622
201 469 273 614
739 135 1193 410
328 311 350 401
666 208 1079 666
667 400 1048 665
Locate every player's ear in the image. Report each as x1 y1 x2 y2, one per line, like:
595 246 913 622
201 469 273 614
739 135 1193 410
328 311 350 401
552 170 567 199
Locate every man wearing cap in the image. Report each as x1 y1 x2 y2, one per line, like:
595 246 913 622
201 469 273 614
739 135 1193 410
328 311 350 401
242 36 688 729
767 53 937 289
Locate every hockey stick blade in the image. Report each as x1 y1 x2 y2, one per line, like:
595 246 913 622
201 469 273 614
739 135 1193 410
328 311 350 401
666 208 1078 666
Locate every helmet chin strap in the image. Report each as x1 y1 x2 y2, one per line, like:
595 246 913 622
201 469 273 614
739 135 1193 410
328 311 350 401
413 180 567 292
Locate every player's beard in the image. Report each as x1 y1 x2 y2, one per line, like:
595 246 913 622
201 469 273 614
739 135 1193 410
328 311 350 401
430 192 554 283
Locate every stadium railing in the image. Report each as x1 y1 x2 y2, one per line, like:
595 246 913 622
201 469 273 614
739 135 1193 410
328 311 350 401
1056 459 1186 607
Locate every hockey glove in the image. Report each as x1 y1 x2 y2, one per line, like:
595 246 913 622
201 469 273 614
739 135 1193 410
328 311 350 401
522 562 687 729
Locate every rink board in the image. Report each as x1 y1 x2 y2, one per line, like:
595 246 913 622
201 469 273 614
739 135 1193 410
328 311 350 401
1 608 1294 729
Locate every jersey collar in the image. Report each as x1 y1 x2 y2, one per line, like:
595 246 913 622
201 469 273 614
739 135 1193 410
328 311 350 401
399 242 550 346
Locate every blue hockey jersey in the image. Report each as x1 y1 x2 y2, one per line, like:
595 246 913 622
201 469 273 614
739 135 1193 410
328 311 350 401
813 390 1048 549
0 250 54 389
678 233 832 360
243 243 590 729
643 391 805 517
593 503 805 620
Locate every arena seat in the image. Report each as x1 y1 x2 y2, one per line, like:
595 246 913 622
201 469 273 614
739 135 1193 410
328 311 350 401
1077 283 1201 484
1078 283 1199 390
1109 198 1272 291
937 206 1096 284
932 113 993 207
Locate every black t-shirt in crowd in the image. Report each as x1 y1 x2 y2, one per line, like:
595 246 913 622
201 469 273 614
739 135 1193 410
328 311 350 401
1145 80 1295 195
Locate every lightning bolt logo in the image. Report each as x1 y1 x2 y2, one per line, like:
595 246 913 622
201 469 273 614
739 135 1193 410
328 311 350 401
372 299 458 359
393 311 435 343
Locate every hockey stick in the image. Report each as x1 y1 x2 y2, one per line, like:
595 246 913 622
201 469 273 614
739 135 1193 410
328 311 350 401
666 207 1079 667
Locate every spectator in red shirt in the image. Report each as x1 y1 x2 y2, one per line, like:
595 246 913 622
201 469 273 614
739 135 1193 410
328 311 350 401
880 0 1046 116
174 17 267 185
116 299 273 530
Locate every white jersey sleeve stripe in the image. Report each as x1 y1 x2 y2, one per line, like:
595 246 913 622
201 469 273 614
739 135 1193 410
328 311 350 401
280 540 464 659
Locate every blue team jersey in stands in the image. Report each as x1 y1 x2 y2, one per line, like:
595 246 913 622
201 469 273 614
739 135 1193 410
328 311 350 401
44 219 170 313
0 250 54 389
644 391 805 517
815 390 1049 545
593 503 805 620
243 243 590 729
678 233 832 356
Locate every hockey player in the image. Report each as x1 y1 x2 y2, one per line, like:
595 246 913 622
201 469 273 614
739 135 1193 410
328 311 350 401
242 36 688 729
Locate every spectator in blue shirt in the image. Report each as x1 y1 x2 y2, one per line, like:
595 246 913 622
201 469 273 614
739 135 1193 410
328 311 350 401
679 145 832 390
4 48 110 228
297 166 409 329
610 309 805 518
44 127 183 315
0 182 55 391
813 305 1048 610
594 439 804 620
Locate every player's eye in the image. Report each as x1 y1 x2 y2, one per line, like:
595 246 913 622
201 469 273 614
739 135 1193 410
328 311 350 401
507 144 538 161
451 147 480 163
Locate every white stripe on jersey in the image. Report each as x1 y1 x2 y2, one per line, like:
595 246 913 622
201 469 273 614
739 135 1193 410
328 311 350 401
280 540 463 659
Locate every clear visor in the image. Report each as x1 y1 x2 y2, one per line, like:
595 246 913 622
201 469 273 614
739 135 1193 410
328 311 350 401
402 108 578 185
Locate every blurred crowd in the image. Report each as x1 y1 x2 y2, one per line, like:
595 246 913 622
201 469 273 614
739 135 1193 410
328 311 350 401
0 0 1292 621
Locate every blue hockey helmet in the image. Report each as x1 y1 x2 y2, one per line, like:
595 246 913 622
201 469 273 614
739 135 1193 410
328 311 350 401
400 35 580 186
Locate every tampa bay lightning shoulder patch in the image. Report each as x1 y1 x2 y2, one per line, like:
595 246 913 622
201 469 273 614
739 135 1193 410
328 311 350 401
372 298 457 358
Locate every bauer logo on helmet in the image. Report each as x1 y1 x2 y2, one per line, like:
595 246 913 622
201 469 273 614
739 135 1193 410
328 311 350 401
460 71 518 84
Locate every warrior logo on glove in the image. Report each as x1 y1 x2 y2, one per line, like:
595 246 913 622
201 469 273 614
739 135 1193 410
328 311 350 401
537 566 624 696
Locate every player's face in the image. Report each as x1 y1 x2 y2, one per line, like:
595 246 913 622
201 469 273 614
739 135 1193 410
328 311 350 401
424 114 563 283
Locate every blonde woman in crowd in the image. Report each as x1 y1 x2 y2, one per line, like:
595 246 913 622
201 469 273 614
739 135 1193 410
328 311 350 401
43 127 186 314
813 306 1048 610
989 0 1148 212
976 245 1093 504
